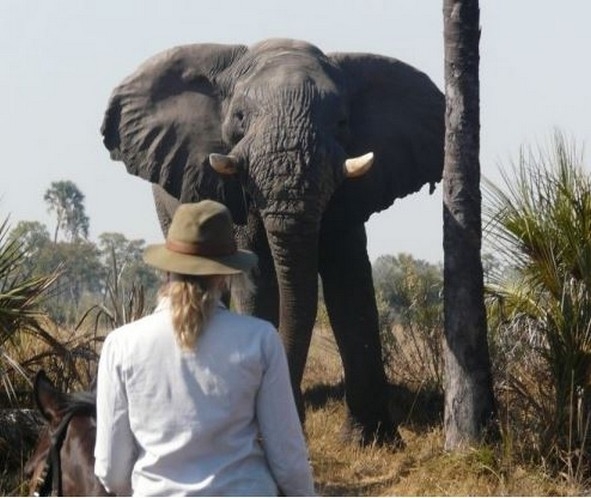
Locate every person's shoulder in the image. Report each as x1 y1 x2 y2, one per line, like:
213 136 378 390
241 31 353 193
220 308 277 334
104 306 168 346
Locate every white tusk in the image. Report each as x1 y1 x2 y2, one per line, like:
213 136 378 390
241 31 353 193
343 152 374 178
209 153 239 175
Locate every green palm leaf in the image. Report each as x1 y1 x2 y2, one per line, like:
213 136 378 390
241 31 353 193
483 131 591 468
0 216 59 403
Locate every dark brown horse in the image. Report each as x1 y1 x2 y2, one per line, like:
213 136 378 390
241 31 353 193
24 371 108 496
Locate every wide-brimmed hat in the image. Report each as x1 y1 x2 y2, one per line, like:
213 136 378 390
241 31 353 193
143 200 258 276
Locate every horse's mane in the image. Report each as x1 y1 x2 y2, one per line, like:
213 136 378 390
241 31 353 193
55 389 97 421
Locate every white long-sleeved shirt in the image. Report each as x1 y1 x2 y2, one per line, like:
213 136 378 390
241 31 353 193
94 299 315 496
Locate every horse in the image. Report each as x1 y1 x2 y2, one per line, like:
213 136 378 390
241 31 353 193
24 371 108 496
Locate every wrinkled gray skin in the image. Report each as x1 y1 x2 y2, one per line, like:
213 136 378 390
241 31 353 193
102 38 444 444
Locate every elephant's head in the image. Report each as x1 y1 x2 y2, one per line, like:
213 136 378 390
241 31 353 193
102 39 444 415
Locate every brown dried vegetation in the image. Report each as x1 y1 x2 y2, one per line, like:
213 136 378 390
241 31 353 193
304 324 580 496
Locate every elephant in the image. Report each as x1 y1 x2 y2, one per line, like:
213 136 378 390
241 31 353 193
101 38 444 444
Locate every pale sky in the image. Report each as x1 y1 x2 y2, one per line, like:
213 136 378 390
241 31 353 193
1 1 590 263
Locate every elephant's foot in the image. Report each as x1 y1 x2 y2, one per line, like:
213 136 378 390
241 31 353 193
340 409 404 448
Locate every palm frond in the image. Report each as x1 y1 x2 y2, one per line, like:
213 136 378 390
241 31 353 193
0 216 60 405
483 131 591 467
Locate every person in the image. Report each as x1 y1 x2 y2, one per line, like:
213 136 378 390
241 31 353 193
94 200 316 496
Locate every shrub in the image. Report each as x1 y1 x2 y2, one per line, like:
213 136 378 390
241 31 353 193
484 131 591 480
0 217 59 404
373 253 444 392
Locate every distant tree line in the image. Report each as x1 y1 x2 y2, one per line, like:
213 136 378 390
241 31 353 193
8 180 160 324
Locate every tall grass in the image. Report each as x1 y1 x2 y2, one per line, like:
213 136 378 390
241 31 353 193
303 324 573 495
484 131 591 477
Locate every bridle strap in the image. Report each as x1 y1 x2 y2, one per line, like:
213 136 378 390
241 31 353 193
34 410 76 496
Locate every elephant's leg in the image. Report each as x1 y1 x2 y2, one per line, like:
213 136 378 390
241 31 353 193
233 212 279 328
319 223 401 446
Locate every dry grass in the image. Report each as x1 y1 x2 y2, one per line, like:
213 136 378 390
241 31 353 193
0 318 587 495
3 314 101 398
0 315 103 495
303 324 581 496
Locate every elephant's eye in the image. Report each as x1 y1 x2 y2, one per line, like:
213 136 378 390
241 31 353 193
224 110 246 145
335 117 349 141
233 110 247 136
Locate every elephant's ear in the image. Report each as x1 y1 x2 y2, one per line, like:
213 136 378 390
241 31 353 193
329 53 445 223
102 43 249 222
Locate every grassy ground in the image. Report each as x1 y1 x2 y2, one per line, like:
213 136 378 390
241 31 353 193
303 324 582 496
1 320 586 495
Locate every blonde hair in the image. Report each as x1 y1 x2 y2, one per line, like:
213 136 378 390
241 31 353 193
160 273 254 351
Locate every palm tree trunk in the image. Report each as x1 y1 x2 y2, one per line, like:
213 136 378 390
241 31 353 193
442 0 497 449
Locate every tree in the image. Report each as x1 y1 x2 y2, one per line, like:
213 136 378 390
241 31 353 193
98 232 159 298
7 219 102 322
40 240 104 323
373 254 444 390
373 254 442 318
8 221 51 275
96 232 159 328
44 180 89 242
442 0 496 449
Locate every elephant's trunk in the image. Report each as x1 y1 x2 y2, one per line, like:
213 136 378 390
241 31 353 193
265 218 319 419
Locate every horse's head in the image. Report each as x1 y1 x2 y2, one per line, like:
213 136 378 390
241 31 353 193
25 371 108 496
24 424 51 497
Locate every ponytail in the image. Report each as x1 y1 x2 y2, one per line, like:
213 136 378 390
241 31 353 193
162 275 222 351
160 273 255 350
